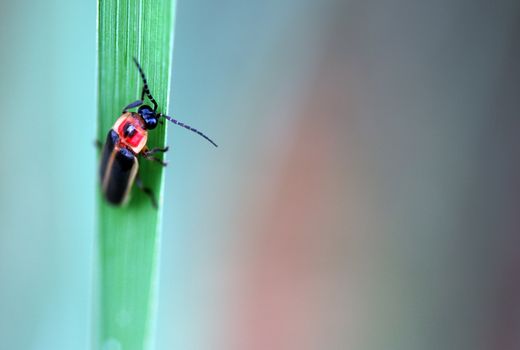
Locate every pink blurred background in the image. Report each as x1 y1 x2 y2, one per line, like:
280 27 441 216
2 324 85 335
159 1 520 350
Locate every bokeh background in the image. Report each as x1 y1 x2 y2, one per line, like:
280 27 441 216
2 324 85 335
1 0 520 349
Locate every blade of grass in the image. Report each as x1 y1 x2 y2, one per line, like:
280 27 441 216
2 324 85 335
97 0 175 349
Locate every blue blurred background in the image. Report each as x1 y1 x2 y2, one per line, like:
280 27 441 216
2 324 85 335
1 0 520 349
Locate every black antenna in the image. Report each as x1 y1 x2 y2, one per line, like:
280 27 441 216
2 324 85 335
133 57 158 112
160 113 218 147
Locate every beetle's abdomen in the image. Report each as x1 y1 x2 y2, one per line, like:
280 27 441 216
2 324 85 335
104 148 138 205
100 130 138 205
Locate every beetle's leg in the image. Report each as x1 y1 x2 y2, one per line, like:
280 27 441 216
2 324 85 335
95 140 102 150
122 100 144 113
142 153 168 167
144 146 169 156
135 175 158 209
141 147 168 167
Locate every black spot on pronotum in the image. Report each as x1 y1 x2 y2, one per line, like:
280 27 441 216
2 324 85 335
123 123 137 138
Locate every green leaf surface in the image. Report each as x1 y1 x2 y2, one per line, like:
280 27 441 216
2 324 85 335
97 0 175 349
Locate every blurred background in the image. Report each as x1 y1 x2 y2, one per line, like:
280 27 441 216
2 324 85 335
1 0 520 349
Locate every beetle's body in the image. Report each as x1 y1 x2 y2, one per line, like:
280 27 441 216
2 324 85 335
100 113 148 205
99 58 217 208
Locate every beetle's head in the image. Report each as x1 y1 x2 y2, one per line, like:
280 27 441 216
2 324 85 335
138 105 159 130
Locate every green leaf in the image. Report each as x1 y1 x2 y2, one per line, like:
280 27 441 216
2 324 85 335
97 0 175 349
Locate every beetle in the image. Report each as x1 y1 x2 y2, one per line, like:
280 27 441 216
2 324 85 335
99 57 217 208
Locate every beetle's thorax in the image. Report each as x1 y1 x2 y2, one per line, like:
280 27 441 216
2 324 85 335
112 112 148 154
